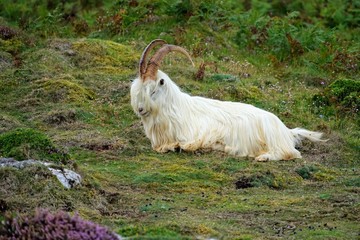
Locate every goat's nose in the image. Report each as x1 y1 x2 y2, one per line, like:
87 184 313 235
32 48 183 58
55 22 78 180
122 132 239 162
138 107 144 113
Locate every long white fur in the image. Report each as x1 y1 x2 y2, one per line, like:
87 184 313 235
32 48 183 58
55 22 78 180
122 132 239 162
131 70 324 161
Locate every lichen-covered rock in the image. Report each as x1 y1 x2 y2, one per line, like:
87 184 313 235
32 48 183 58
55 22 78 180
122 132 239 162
0 158 39 168
47 166 82 189
0 158 81 189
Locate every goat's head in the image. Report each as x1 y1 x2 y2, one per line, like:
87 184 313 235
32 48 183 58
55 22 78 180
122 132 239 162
130 39 194 118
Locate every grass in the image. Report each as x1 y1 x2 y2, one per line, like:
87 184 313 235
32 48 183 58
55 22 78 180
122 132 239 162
0 1 359 239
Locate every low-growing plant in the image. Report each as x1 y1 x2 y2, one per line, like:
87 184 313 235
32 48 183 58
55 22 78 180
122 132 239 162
295 165 319 180
0 128 70 163
0 208 120 240
312 79 360 118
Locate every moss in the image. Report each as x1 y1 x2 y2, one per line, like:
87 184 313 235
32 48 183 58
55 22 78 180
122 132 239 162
196 224 216 235
0 128 70 163
312 171 335 181
272 171 303 188
35 77 95 103
233 85 262 102
296 165 337 181
22 49 73 78
71 39 139 74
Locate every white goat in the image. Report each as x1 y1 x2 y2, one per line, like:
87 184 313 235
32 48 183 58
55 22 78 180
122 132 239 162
130 39 324 161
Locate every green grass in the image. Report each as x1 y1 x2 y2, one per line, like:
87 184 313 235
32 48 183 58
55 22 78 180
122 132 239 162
0 1 359 239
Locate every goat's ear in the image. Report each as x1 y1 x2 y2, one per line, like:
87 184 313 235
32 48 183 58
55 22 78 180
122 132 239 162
159 79 165 85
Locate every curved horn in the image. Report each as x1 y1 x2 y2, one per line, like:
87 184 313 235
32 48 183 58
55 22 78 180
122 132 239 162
139 39 167 78
144 44 194 81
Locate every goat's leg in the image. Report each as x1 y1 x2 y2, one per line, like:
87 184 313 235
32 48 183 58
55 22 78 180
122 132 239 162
255 149 301 161
154 142 180 153
179 140 203 152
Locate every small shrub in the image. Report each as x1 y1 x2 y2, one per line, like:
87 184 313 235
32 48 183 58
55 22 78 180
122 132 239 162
295 165 319 179
0 128 70 163
0 209 119 240
328 79 360 104
312 79 360 117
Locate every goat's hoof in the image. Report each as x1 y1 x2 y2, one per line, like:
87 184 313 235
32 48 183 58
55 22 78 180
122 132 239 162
255 154 271 162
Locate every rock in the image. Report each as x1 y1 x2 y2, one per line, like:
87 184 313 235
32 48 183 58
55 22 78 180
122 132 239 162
47 167 81 189
0 158 39 168
0 158 81 189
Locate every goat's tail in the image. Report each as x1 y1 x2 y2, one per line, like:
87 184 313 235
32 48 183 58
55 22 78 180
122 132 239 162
291 127 327 144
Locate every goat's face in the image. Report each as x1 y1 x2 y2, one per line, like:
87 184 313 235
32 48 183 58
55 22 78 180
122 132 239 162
131 39 193 119
130 71 169 118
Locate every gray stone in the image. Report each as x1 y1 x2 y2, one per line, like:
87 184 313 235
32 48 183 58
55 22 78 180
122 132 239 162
47 167 82 189
0 158 81 189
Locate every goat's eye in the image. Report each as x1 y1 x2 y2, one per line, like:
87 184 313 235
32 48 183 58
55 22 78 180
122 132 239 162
159 79 164 85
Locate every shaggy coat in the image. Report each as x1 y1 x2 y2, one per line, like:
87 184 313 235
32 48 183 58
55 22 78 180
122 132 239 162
131 70 324 161
131 40 324 161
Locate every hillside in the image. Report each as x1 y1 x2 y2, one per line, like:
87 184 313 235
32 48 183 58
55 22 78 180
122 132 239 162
0 1 359 239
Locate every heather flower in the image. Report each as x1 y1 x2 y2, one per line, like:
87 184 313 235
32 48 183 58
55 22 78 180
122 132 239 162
0 209 120 240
